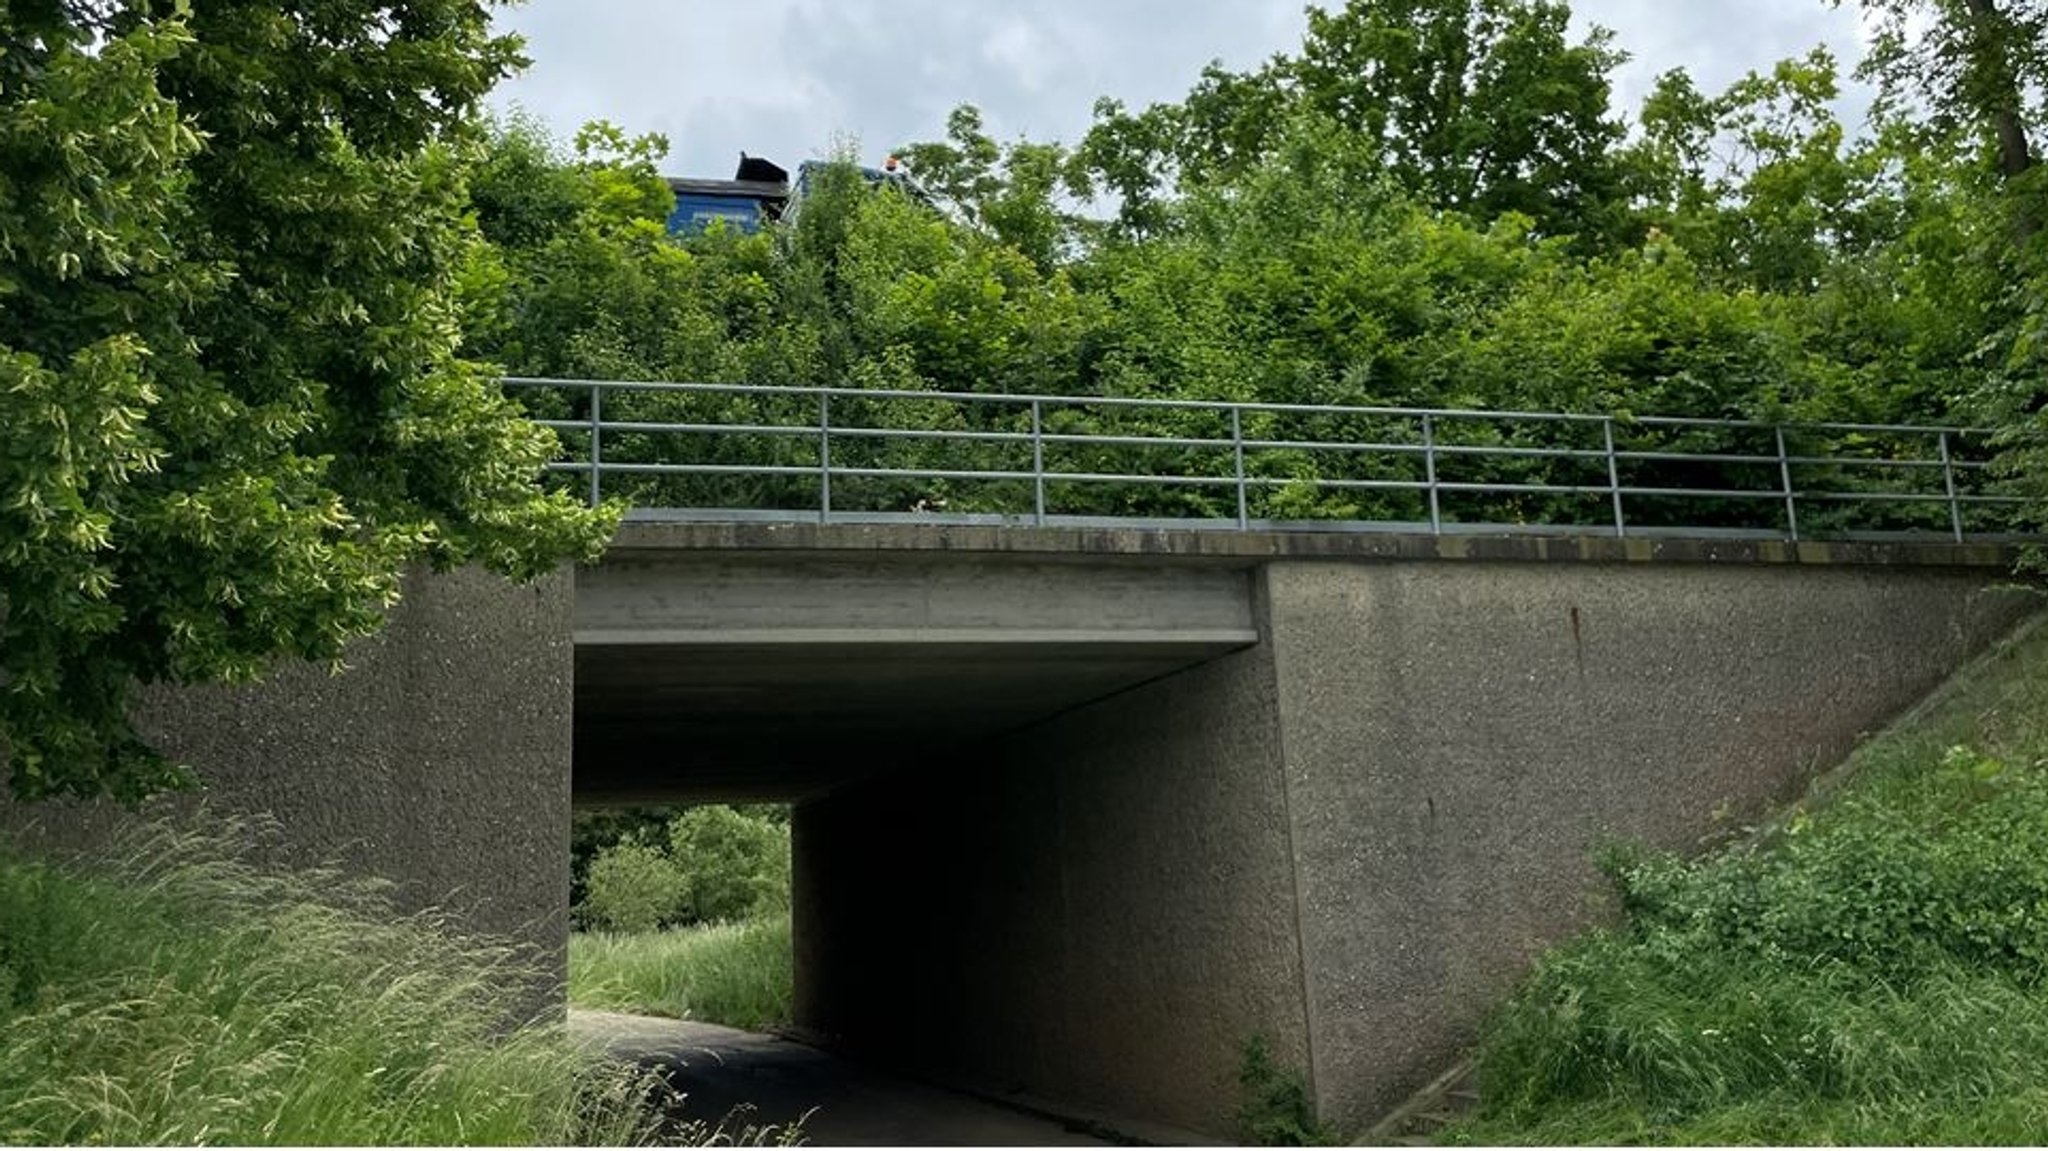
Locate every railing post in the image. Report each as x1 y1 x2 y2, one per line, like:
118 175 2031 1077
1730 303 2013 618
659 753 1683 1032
1775 425 1799 542
818 392 832 523
1031 400 1046 526
1603 417 1626 538
1231 406 1249 530
587 382 603 508
1939 431 1964 543
1422 414 1442 535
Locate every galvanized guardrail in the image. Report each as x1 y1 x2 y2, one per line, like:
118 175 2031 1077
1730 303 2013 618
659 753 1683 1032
503 377 2030 542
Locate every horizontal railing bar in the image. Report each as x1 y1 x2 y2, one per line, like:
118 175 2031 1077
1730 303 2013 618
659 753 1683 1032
544 418 2004 475
828 426 1034 445
626 504 2018 539
1430 444 1608 462
1801 490 2027 505
1240 437 1426 455
1784 454 1968 471
573 462 821 477
547 464 2027 505
549 464 2027 503
1037 431 1233 451
540 419 819 439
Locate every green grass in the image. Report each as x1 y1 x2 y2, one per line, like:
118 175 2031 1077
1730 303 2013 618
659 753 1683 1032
0 817 676 1146
571 918 794 1032
1446 610 2048 1145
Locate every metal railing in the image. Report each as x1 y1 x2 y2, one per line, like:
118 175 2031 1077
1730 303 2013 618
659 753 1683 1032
503 377 2031 543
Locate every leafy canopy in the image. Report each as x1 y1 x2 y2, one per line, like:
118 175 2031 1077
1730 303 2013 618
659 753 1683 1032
0 1 615 802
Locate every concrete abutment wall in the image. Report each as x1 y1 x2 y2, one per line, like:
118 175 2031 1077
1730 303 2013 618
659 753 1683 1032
0 566 575 1015
793 557 2037 1136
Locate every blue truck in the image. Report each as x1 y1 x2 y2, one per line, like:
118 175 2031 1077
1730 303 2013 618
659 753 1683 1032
665 154 913 235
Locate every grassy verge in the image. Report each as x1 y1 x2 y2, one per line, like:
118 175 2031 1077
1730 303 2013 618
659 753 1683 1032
1446 611 2048 1145
571 918 794 1032
0 817 668 1146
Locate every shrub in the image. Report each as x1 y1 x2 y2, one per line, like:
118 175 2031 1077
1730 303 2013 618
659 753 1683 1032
581 840 688 933
571 805 677 910
668 806 791 924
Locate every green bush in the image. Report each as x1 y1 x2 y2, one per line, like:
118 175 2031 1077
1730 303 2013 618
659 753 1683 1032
571 805 677 911
582 840 687 933
667 806 792 924
573 805 791 932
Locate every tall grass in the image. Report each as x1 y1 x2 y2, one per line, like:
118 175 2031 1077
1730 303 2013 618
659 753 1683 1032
0 817 671 1146
1447 612 2048 1145
571 918 794 1033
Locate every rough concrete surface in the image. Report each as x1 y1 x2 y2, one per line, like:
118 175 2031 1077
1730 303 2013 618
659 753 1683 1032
1262 561 2038 1129
7 517 2031 1142
615 528 2035 1139
0 565 575 1014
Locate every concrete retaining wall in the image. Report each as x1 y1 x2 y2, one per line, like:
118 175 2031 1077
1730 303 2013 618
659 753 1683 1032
0 566 575 1014
1266 561 2036 1130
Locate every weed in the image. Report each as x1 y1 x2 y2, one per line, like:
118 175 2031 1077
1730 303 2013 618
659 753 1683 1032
1237 1033 1338 1146
0 816 672 1146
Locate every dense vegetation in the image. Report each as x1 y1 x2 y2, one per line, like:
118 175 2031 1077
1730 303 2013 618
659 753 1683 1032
4 0 2043 1135
572 920 794 1034
0 1 615 803
468 0 2044 535
5 0 2040 798
1446 618 2048 1144
576 804 790 934
0 820 667 1146
570 805 795 1031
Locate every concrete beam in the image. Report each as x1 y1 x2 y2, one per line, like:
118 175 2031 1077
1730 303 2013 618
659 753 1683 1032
609 519 2026 569
573 554 1258 802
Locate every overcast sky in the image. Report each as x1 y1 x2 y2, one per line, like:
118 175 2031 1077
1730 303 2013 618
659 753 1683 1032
488 1 1874 179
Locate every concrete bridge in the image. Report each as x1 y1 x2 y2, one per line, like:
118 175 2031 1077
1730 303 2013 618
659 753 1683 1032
7 381 2044 1138
7 519 2036 1137
568 522 2032 1134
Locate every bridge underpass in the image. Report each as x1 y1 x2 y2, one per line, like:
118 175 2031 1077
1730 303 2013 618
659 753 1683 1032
569 521 2039 1138
7 382 2043 1142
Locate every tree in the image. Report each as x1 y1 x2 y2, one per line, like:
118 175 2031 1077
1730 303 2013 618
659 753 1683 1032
1071 0 1633 246
1837 0 2046 528
0 1 615 802
1849 0 2043 220
896 105 1082 270
1290 0 1631 241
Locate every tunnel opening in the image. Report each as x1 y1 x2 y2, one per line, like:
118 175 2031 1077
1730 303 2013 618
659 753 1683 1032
567 546 1279 1140
567 800 794 1033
